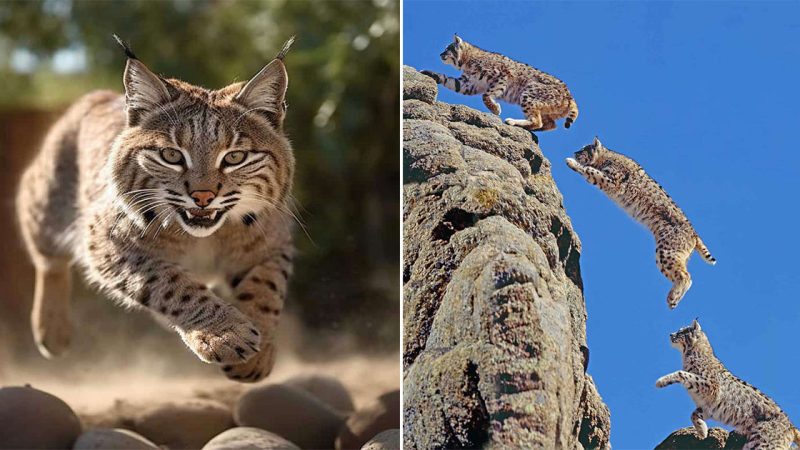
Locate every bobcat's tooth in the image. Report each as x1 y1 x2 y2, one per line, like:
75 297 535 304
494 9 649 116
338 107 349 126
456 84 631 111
209 210 218 220
185 210 194 219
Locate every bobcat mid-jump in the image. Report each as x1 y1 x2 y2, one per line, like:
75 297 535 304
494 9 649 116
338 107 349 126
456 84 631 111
15 36 297 382
566 138 715 309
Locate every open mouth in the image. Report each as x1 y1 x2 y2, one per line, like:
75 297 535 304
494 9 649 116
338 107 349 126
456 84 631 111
178 207 225 228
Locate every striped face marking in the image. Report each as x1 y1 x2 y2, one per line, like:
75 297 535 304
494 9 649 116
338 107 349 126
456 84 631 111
114 60 293 240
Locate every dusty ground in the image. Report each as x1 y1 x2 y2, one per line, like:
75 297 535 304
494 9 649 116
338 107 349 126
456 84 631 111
0 308 399 426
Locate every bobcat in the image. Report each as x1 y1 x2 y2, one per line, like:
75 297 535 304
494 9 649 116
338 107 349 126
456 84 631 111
657 320 800 449
15 36 297 382
566 138 715 309
421 34 578 132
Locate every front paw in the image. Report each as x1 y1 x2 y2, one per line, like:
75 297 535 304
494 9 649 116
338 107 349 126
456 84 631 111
655 376 672 388
222 343 275 383
420 70 442 83
179 306 261 365
695 422 709 440
488 104 501 116
565 158 581 171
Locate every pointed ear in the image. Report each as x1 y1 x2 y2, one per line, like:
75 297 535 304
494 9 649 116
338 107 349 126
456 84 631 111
234 59 288 129
692 318 701 331
123 58 172 127
593 136 603 149
454 34 463 45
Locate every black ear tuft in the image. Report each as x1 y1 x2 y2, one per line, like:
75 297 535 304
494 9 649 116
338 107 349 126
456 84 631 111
275 36 295 61
112 34 138 60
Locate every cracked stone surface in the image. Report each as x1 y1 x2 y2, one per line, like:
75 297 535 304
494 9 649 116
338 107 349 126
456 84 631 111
655 427 747 450
402 66 611 450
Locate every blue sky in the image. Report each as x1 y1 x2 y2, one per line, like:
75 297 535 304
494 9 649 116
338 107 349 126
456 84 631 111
405 1 800 448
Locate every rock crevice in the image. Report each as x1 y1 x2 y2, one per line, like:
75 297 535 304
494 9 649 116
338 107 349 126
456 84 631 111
402 66 610 449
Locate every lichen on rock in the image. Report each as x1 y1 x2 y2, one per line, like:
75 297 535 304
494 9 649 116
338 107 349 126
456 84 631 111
402 66 610 449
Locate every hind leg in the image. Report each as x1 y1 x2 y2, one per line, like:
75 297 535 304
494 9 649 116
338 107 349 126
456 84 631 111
16 120 79 358
656 246 693 309
743 420 794 450
505 108 543 130
536 116 558 131
17 187 74 358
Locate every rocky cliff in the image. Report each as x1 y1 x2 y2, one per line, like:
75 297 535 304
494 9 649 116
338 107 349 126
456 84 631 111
402 66 610 449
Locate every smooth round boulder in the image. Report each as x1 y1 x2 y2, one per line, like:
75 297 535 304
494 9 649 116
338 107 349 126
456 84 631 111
0 385 82 449
234 384 345 450
134 399 233 449
360 429 399 450
73 428 158 450
284 375 355 413
336 390 399 450
202 427 300 450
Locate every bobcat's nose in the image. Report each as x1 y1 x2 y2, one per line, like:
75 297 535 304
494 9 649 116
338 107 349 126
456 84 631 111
190 190 216 207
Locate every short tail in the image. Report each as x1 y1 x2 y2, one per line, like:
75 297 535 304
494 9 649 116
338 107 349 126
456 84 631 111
695 235 716 265
564 98 579 129
275 35 296 60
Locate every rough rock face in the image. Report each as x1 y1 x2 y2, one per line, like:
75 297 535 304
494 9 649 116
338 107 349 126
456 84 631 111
655 427 747 450
402 66 610 449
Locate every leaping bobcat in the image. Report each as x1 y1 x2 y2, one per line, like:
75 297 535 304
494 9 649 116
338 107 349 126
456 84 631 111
15 36 297 382
657 320 800 449
566 138 715 309
421 34 578 132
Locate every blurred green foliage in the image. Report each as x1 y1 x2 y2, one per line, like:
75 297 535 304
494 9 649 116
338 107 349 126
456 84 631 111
0 0 399 349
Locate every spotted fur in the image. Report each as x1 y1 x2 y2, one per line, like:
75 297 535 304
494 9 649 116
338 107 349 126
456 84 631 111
15 37 297 383
565 138 715 309
421 34 578 132
657 320 800 449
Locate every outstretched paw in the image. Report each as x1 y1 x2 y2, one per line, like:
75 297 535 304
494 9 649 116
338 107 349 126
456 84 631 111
655 376 672 388
222 343 275 383
565 158 580 171
179 307 261 365
486 103 501 116
420 70 442 84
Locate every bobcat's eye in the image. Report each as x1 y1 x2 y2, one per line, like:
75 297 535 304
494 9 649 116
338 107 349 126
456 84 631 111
222 151 246 166
160 148 184 165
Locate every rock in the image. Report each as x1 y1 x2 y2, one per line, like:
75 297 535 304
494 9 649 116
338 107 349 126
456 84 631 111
402 66 611 449
656 427 747 450
134 399 233 449
360 429 400 450
202 427 300 450
284 374 355 413
0 385 82 449
234 384 345 450
73 428 157 449
402 66 438 104
578 376 611 450
336 390 400 450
